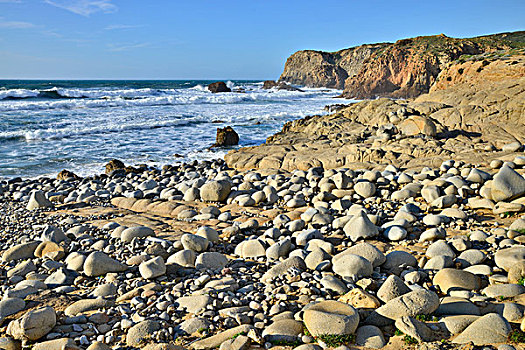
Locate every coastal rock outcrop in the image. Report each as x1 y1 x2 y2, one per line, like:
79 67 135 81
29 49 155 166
280 45 384 89
226 54 525 172
207 82 231 93
262 80 303 91
57 169 79 180
105 159 125 175
210 126 239 148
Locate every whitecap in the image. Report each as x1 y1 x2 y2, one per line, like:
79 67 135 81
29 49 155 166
0 88 40 99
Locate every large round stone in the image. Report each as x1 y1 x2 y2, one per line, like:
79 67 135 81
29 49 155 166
83 252 127 277
167 249 196 267
508 261 525 284
181 234 209 252
303 300 359 336
345 243 386 268
376 275 411 303
2 241 40 262
382 250 418 274
435 297 480 316
452 313 511 345
234 239 266 258
262 319 303 342
343 211 379 241
120 226 154 243
433 268 481 293
195 252 228 270
64 297 114 316
333 254 373 279
491 165 525 202
7 307 56 341
0 298 25 319
365 290 439 326
26 190 53 210
355 325 386 348
354 181 376 198
139 256 166 279
426 240 456 258
126 320 161 347
200 180 232 202
483 284 525 298
495 246 525 272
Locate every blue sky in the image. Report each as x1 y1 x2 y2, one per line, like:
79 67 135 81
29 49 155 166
0 0 523 80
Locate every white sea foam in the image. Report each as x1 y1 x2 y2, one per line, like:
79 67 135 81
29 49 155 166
0 81 350 178
0 116 204 141
0 88 40 99
0 86 337 112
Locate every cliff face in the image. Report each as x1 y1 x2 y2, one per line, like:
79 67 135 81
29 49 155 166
279 31 525 99
430 53 525 92
279 44 385 89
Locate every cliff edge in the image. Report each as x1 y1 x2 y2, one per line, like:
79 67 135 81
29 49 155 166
279 31 525 99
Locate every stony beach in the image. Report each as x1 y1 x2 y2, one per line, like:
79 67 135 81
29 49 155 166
1 147 525 350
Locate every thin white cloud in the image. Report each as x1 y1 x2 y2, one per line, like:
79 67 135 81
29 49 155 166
0 20 35 28
107 42 151 52
105 24 144 31
44 0 117 16
41 29 62 37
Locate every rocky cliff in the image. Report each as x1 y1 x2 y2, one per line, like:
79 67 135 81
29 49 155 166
279 31 525 99
278 44 386 89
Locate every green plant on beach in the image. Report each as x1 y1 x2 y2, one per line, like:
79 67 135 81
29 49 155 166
230 331 246 340
415 314 437 322
403 335 419 345
303 327 311 337
316 334 355 347
509 329 525 343
269 339 302 347
394 328 404 336
518 277 525 286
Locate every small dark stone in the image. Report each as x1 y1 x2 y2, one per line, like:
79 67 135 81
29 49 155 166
57 169 80 181
7 177 22 184
105 159 125 175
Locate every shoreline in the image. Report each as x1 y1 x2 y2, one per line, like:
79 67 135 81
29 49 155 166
0 81 346 180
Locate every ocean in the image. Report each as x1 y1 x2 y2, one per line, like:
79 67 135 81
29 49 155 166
0 80 347 178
